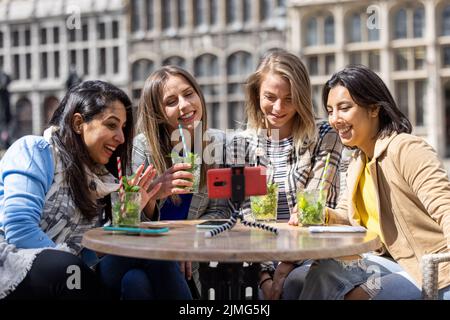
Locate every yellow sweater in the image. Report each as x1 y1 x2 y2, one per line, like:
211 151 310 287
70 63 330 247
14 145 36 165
354 156 384 243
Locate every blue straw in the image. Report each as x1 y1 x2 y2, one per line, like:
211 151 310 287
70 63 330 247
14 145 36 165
178 123 188 157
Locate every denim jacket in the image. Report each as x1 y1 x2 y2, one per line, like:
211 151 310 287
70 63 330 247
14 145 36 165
0 135 55 249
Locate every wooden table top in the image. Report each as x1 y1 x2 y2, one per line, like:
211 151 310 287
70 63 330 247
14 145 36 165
82 220 381 262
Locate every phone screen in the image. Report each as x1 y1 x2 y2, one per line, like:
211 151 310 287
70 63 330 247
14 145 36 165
196 220 228 229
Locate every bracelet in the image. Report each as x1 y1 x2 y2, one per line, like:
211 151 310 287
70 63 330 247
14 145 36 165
258 277 272 289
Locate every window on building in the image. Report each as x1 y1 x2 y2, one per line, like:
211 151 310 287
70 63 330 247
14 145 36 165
97 22 106 39
24 28 30 46
113 47 119 74
346 9 380 43
0 31 3 48
413 7 424 38
162 56 186 68
306 17 318 46
43 96 59 126
54 51 60 78
349 52 362 65
325 54 335 74
69 50 77 67
414 46 425 69
228 101 245 129
194 0 205 27
210 0 218 25
132 59 154 82
260 0 272 22
14 98 33 139
368 51 380 71
98 48 106 75
394 8 407 39
53 27 59 44
443 5 450 36
12 30 19 47
312 85 325 118
415 80 425 126
243 0 251 23
396 80 409 116
349 13 362 43
162 0 171 30
395 80 426 127
83 49 89 75
146 0 154 30
226 0 237 25
82 23 89 41
194 54 219 77
208 102 220 129
40 28 47 44
442 46 450 67
25 53 31 79
393 5 425 39
324 16 334 44
131 0 141 32
112 21 119 39
227 51 253 76
68 28 76 42
0 56 4 70
40 52 48 78
394 47 426 71
394 48 408 71
307 56 319 76
178 0 186 28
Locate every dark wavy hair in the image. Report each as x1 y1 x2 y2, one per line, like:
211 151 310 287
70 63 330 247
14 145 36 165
322 65 412 138
49 80 133 218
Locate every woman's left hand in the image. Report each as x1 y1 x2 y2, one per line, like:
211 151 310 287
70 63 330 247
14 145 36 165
269 262 295 300
130 164 162 211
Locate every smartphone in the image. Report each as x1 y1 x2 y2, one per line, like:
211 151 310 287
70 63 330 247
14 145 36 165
196 220 229 229
207 166 267 199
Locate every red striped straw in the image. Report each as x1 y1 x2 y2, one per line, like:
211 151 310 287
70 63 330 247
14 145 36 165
117 157 126 218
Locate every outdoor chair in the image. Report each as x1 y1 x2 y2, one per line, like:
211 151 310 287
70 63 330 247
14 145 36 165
421 252 450 299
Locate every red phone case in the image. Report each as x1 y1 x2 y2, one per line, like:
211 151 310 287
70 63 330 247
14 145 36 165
207 166 267 199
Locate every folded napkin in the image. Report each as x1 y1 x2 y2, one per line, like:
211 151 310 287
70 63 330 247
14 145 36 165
308 226 367 233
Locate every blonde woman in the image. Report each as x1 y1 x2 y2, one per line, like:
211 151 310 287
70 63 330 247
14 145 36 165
132 65 230 297
228 49 345 299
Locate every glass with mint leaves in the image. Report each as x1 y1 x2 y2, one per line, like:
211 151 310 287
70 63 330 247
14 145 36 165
111 176 141 227
170 152 201 193
296 189 325 226
250 182 278 222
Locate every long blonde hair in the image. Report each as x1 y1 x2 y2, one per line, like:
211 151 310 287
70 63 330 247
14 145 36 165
137 66 208 198
245 49 317 151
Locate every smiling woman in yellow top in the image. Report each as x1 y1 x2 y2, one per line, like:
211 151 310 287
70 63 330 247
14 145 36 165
279 65 450 300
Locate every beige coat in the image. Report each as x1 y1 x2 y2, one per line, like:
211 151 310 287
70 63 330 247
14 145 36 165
328 133 450 289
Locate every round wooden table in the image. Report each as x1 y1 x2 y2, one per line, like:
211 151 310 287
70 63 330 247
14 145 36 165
82 220 381 262
82 220 381 300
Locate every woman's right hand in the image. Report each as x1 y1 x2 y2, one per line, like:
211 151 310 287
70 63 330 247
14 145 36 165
288 205 299 226
151 163 194 199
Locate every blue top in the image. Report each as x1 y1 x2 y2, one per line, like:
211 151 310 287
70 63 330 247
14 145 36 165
0 136 56 249
160 193 193 220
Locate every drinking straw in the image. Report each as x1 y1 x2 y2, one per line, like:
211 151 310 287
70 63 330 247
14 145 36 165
178 123 188 157
319 153 331 200
117 157 126 218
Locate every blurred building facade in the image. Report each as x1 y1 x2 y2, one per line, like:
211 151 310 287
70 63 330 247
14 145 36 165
288 0 450 157
0 0 128 140
128 0 287 130
2 0 450 158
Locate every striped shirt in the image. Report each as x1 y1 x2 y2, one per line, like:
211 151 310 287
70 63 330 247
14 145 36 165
267 136 293 220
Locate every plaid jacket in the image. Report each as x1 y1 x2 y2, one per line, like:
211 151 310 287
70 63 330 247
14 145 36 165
227 121 345 217
132 129 231 221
